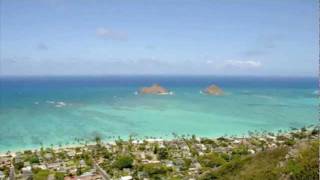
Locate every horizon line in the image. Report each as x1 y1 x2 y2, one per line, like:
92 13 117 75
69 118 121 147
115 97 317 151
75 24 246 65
0 74 317 78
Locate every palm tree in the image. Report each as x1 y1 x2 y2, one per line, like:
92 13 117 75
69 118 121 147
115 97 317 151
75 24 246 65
95 135 102 145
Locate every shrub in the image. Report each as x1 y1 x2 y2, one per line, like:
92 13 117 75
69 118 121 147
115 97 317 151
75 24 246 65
183 158 192 169
33 169 50 180
101 150 112 159
285 141 319 179
143 163 171 177
284 139 295 146
232 145 249 156
199 152 226 168
157 148 169 160
220 153 231 161
29 155 40 164
55 172 65 180
198 170 219 180
216 147 288 179
200 138 217 146
291 132 307 139
14 161 24 170
113 155 133 169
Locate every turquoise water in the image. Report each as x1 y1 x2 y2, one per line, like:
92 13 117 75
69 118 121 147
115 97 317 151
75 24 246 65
0 76 318 152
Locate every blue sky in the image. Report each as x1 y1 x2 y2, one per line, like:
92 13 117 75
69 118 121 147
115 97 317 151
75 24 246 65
0 0 318 76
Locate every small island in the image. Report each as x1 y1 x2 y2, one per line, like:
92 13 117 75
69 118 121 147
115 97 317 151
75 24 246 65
202 84 224 95
139 84 171 95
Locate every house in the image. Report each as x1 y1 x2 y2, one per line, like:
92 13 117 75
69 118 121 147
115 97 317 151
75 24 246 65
22 166 32 179
67 151 76 157
47 162 62 170
32 164 47 170
120 175 132 180
44 153 53 160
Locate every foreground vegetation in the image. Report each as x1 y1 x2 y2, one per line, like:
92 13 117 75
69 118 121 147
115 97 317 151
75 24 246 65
0 126 318 180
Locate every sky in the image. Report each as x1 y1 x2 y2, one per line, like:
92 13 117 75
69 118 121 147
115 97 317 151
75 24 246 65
0 0 318 76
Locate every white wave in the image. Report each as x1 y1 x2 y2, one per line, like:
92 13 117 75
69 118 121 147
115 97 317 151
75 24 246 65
56 101 66 106
313 90 319 95
158 91 174 95
45 100 68 108
55 101 67 108
46 100 55 104
34 102 39 105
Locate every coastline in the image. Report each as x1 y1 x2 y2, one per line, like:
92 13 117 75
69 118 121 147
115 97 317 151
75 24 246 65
1 124 316 156
0 125 317 179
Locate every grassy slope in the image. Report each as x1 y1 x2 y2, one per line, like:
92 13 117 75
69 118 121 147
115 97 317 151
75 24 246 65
199 140 319 180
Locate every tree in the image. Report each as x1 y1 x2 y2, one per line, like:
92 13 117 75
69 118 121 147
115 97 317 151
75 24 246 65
113 155 133 170
157 148 169 160
94 135 102 145
14 161 24 170
29 155 40 164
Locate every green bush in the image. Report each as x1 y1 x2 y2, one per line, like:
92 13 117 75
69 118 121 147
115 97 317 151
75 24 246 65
143 163 171 177
113 155 133 169
157 148 169 160
285 141 319 179
215 147 288 179
291 132 307 139
14 161 24 170
29 155 40 164
55 172 65 180
199 152 226 168
220 153 231 161
200 138 217 147
183 158 192 170
232 145 249 156
284 139 295 146
198 170 219 180
33 169 50 180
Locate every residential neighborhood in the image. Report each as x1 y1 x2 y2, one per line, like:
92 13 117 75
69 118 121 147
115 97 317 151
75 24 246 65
0 126 318 180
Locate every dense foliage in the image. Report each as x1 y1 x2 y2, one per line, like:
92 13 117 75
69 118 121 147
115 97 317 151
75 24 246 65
113 155 134 170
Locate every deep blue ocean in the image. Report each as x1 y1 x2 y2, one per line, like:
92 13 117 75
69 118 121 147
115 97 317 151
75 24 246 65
0 76 318 152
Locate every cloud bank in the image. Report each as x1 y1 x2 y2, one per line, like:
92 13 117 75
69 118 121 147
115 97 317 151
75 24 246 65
224 60 262 69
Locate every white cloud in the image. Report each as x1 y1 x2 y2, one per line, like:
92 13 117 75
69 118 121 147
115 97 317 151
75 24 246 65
206 60 213 64
96 27 127 40
224 60 262 68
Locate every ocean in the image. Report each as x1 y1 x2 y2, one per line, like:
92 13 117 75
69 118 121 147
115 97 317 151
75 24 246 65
0 76 317 152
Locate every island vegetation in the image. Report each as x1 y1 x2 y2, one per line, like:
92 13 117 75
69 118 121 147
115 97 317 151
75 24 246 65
202 85 224 96
139 84 171 95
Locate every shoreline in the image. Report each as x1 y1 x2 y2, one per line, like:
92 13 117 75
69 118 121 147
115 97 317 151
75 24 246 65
1 124 316 156
0 125 317 179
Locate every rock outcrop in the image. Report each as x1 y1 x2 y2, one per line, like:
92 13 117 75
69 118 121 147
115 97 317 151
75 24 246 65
139 84 170 95
203 84 224 95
